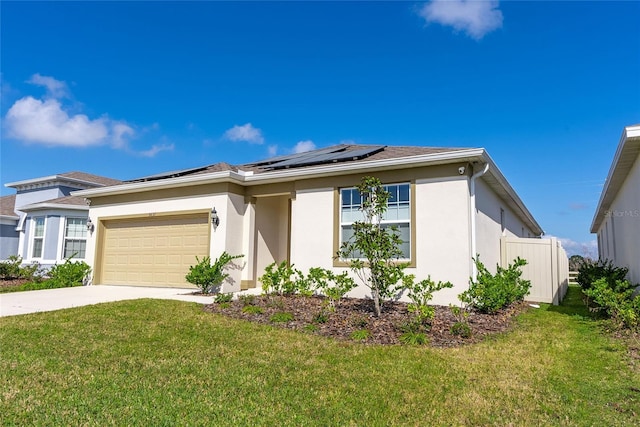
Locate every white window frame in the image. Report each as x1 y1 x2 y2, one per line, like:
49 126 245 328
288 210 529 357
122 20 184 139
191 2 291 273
339 182 412 260
30 216 46 259
62 217 88 260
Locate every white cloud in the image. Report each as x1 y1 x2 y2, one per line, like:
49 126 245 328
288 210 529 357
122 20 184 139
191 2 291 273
418 0 503 40
267 145 278 157
4 74 172 158
112 122 135 149
293 140 316 154
5 96 109 146
544 235 598 259
223 123 264 144
138 143 175 158
27 73 70 98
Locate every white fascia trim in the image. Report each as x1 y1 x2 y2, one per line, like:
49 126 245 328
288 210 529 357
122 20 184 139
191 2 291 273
590 125 640 233
0 214 19 221
4 174 111 190
19 203 89 212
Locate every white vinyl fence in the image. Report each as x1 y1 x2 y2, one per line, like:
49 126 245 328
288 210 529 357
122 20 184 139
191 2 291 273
500 236 569 305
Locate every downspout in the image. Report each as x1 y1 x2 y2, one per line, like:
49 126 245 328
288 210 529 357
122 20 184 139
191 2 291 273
469 163 489 280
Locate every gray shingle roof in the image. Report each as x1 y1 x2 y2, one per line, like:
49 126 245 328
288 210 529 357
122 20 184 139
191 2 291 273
0 195 17 217
59 171 122 187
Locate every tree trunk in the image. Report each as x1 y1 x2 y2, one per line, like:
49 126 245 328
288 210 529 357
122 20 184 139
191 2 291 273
373 288 381 317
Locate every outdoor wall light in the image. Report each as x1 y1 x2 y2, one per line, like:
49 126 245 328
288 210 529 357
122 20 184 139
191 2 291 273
211 208 220 227
87 218 95 233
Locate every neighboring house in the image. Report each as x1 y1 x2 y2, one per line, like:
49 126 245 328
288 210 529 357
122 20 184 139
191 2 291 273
0 195 20 260
1 172 121 268
76 144 544 306
591 124 640 285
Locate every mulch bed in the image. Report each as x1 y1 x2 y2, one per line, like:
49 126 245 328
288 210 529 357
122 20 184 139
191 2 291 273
0 278 29 290
204 295 530 347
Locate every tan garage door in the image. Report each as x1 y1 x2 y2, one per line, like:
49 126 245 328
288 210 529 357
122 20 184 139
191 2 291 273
100 214 210 287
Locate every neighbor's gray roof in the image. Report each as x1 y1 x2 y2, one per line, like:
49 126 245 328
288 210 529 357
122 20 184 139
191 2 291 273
58 171 122 187
0 194 18 218
17 195 89 212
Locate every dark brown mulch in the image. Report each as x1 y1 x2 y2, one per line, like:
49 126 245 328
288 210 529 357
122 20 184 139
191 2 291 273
0 278 29 290
204 295 530 347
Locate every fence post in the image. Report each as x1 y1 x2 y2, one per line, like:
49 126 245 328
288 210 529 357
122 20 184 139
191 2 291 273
550 237 559 305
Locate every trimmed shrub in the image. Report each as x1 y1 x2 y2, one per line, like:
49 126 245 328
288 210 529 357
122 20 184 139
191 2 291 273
583 277 639 330
47 258 91 288
459 257 531 314
185 252 244 294
260 261 301 296
577 259 628 291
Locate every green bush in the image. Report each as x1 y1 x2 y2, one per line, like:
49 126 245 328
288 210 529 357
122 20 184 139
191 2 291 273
306 267 356 311
242 305 263 315
214 293 233 304
270 312 294 323
451 321 472 338
577 259 628 290
350 329 370 341
399 331 428 345
46 258 91 288
583 277 639 330
260 261 301 296
185 252 244 294
459 257 531 314
403 274 452 325
238 294 256 306
0 255 43 281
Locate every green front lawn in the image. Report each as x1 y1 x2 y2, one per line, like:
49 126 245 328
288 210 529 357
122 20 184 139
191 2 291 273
1 286 638 425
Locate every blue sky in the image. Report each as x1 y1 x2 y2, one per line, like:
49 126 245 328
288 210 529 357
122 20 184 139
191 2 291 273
1 1 639 257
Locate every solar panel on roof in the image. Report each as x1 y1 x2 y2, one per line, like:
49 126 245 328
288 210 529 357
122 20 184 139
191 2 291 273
269 146 385 169
128 165 210 182
267 148 349 168
252 146 345 166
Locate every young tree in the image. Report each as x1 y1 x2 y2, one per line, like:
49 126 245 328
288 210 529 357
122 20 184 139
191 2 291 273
337 176 406 317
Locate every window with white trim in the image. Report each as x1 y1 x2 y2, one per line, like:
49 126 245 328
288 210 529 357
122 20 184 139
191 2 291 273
63 217 88 259
31 217 45 258
340 183 411 259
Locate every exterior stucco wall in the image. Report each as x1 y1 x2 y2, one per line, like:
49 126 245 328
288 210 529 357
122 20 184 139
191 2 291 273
475 178 535 272
85 193 233 287
221 193 248 292
289 177 472 306
598 152 640 284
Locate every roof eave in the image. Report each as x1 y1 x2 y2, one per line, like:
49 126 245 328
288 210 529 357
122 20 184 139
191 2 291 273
4 174 113 190
590 125 640 233
18 203 89 212
73 170 244 198
74 150 485 197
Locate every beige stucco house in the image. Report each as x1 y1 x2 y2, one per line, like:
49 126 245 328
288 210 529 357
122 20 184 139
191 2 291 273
591 125 640 285
75 144 543 305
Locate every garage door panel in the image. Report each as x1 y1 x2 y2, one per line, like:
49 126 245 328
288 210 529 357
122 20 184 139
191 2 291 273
100 214 208 287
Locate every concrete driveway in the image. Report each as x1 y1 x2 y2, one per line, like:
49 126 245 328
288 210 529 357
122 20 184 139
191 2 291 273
0 285 215 317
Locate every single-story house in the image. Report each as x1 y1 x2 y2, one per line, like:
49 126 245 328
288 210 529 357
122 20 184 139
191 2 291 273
76 144 543 306
1 172 121 268
591 124 640 285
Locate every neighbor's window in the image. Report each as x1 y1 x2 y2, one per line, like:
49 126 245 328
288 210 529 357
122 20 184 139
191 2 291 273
340 183 411 259
63 217 87 259
31 217 45 258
